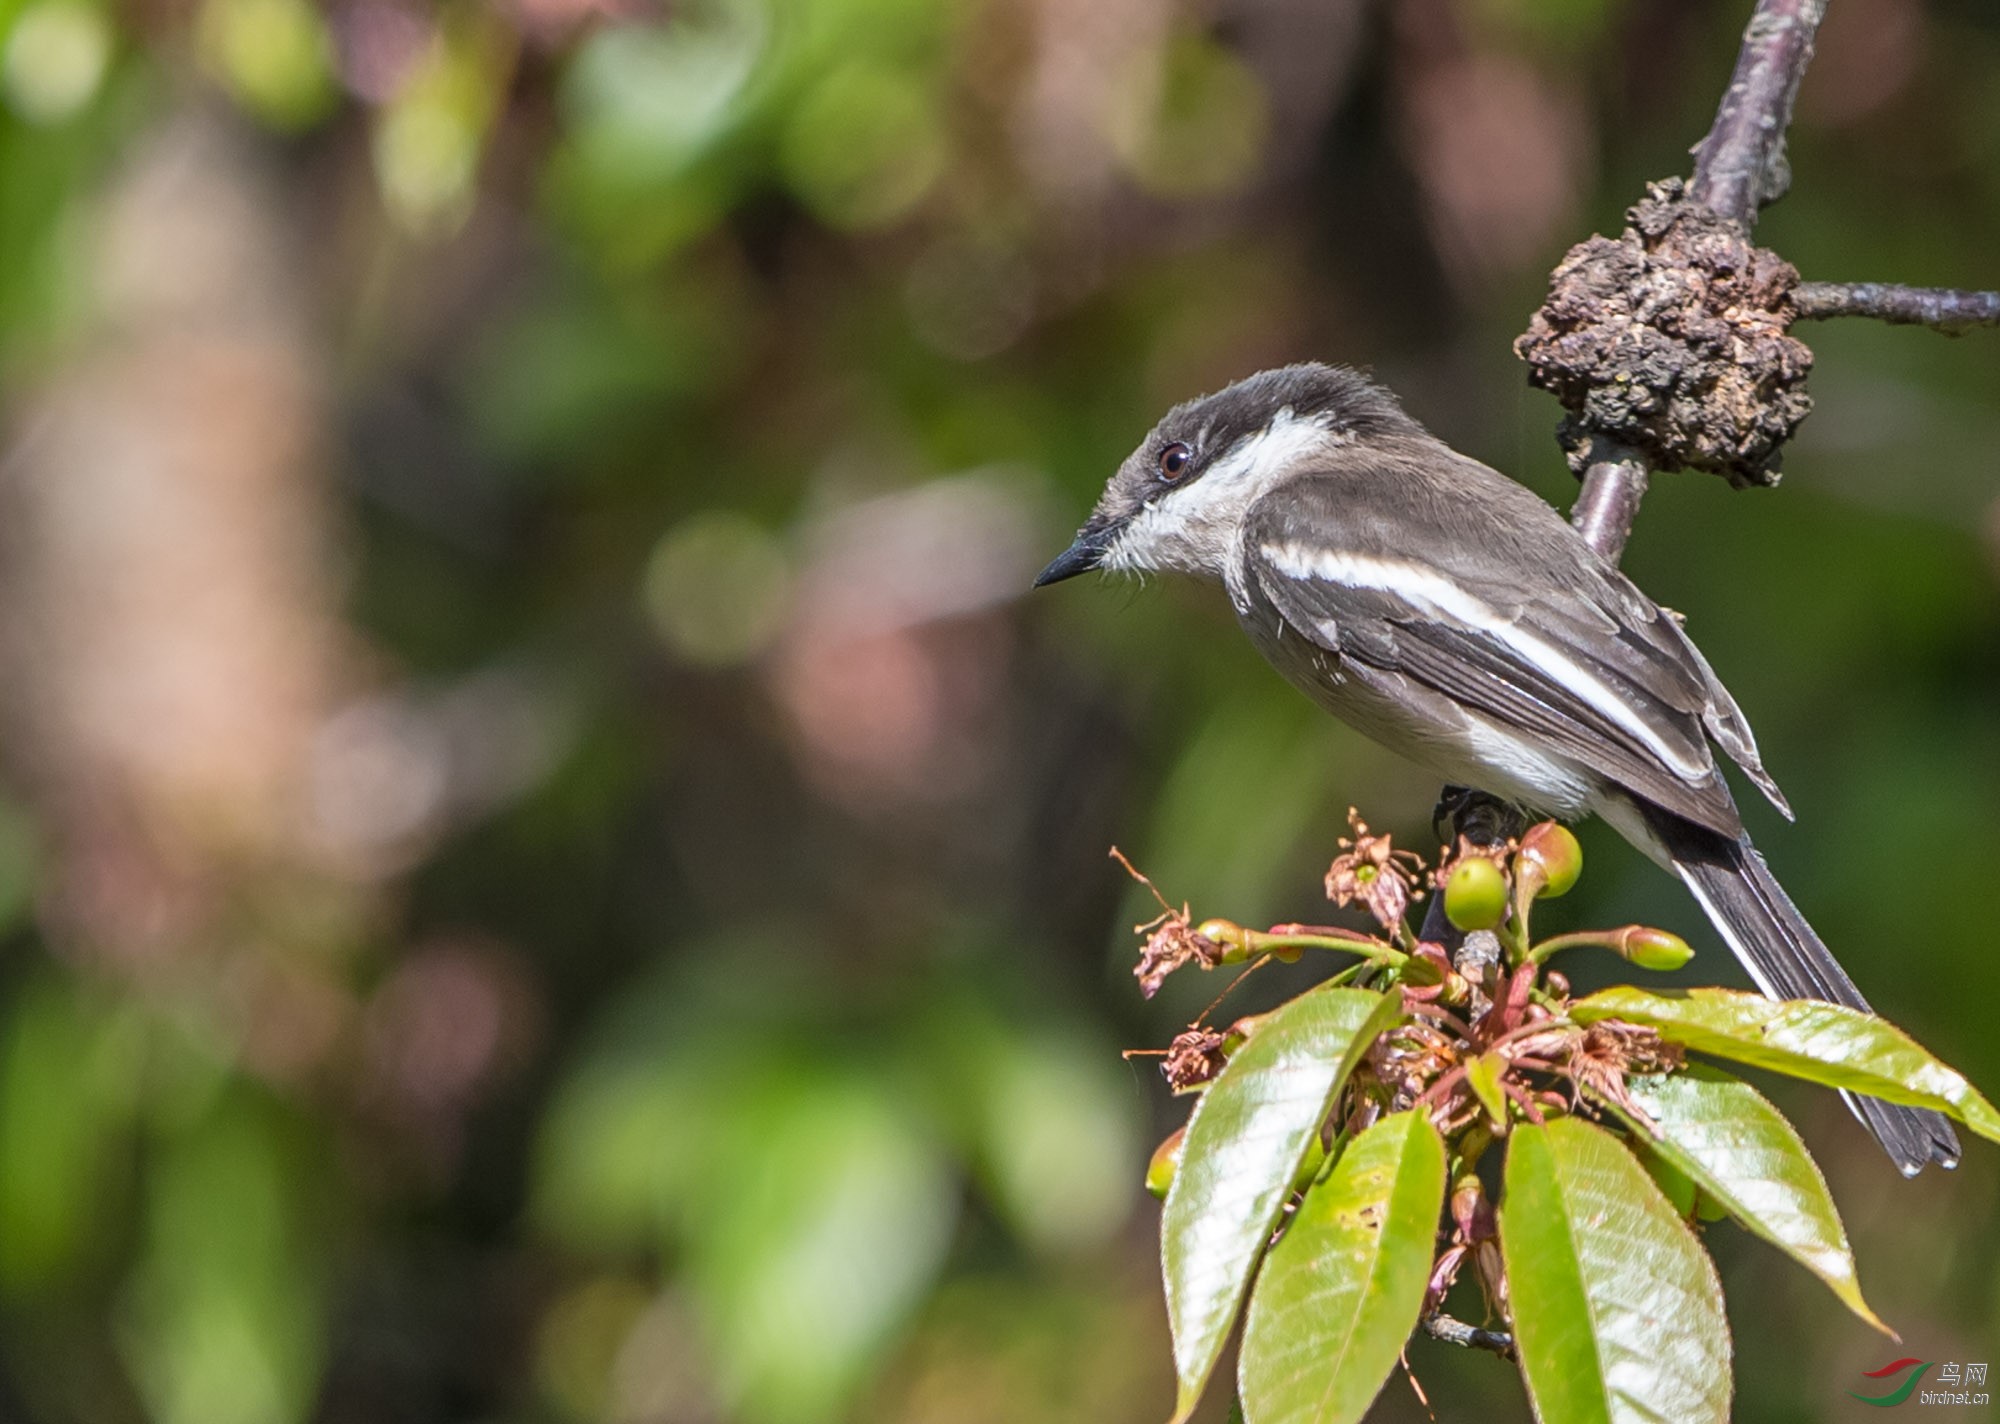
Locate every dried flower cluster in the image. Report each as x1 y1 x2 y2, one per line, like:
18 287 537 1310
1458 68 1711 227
1323 809 1426 930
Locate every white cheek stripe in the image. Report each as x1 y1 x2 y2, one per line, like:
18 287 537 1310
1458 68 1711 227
1102 409 1335 575
1181 408 1332 507
1263 544 1709 781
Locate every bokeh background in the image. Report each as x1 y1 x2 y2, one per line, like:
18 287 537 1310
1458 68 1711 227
0 0 1994 1420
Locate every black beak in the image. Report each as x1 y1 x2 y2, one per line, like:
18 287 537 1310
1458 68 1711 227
1034 529 1111 587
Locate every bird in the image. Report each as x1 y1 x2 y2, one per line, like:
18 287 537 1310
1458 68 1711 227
1035 360 1959 1176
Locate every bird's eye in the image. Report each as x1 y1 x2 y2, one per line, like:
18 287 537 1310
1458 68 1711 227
1157 442 1192 481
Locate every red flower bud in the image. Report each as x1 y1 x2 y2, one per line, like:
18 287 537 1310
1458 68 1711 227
1518 823 1583 899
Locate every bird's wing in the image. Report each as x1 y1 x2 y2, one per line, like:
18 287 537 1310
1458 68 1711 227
1240 461 1748 836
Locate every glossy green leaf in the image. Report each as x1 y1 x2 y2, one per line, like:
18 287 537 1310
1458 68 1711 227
1572 987 2000 1145
1609 1066 1889 1336
1630 1139 1696 1219
1237 1110 1445 1424
1162 987 1402 1424
1500 1117 1730 1424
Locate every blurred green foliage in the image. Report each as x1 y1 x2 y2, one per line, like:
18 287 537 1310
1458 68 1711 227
0 1 1991 1422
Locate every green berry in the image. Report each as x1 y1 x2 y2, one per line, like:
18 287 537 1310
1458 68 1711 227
1219 1011 1268 1054
1195 918 1250 964
1444 856 1509 931
1146 1126 1186 1200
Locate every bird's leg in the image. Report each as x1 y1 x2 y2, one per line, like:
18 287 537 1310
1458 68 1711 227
1452 792 1529 850
1418 791 1529 1009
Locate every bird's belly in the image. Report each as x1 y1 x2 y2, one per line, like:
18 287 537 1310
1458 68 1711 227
1244 617 1594 818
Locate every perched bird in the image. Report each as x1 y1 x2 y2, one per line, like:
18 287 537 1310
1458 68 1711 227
1036 361 1958 1175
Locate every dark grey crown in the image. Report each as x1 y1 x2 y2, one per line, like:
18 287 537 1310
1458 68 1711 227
1161 363 1420 451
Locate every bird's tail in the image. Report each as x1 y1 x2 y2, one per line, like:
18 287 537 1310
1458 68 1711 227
1639 806 1961 1177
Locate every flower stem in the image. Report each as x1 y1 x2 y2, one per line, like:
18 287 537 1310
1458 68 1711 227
1246 931 1407 965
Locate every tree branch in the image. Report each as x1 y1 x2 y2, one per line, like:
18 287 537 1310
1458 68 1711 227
1687 0 1826 227
1568 0 1827 564
1567 440 1651 566
1419 1312 1516 1360
1793 281 2000 333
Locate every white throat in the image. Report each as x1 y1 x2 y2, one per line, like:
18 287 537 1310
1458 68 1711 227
1102 408 1337 579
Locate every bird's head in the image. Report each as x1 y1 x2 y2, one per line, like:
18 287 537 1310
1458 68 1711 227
1033 362 1417 587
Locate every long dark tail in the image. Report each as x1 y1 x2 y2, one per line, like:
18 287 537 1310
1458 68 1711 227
1639 806 1961 1177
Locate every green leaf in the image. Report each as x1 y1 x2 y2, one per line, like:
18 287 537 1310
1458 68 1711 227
1466 1053 1507 1127
1572 987 2000 1145
1500 1117 1731 1424
1162 987 1402 1424
1631 1139 1697 1219
684 1070 956 1424
123 1090 328 1424
1608 1066 1889 1336
0 981 132 1294
1237 1110 1445 1424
